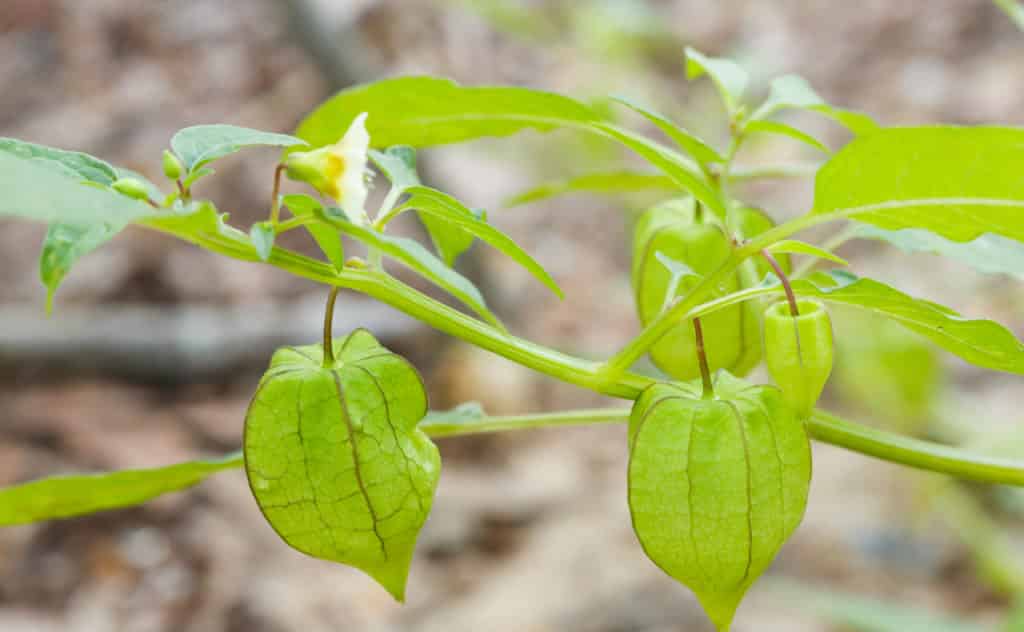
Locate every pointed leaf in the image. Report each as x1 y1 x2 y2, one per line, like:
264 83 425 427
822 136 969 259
748 75 879 135
768 239 849 266
611 96 724 167
0 452 241 526
250 221 276 261
595 123 726 217
244 332 440 601
0 152 155 225
401 186 563 297
0 137 118 184
295 76 602 149
781 270 1024 374
813 127 1024 243
684 47 749 115
744 120 830 154
854 226 1024 281
171 124 306 173
281 194 344 271
40 222 127 313
317 208 504 329
369 146 421 193
505 170 676 207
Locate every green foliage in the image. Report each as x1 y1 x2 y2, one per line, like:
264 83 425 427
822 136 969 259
782 270 1024 374
39 222 125 313
244 331 440 601
295 76 602 149
398 186 563 296
610 95 725 168
504 170 676 207
0 452 241 526
684 47 749 117
170 124 306 173
768 239 849 266
747 74 879 135
855 226 1024 281
628 371 811 631
744 119 830 154
813 127 1024 243
249 221 276 261
281 194 345 271
317 208 504 329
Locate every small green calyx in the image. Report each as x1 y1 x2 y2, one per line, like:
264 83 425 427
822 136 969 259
283 147 338 198
763 298 835 419
110 177 150 201
244 329 440 602
628 371 812 631
162 150 183 180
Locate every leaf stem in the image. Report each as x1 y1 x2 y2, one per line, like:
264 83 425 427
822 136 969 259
322 286 340 367
693 317 714 399
140 220 1024 486
761 249 799 316
269 164 285 225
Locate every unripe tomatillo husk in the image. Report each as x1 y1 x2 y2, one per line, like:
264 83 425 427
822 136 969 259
763 298 835 418
628 370 811 630
632 198 745 380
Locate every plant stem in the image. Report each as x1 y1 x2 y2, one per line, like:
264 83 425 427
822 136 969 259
421 407 629 438
269 164 286 225
141 220 1024 486
693 317 714 399
762 249 799 316
322 286 340 367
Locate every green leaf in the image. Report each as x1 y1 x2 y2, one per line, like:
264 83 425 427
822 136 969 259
369 146 421 193
281 194 344 271
595 123 726 217
684 47 749 116
40 222 126 313
0 151 155 225
628 372 811 631
744 120 830 154
244 332 440 601
748 75 879 135
768 239 849 266
854 226 1024 281
783 270 1024 374
813 127 1024 242
170 124 306 173
294 76 720 216
0 452 241 526
182 166 215 190
504 170 676 207
295 76 602 149
610 96 725 167
401 186 563 297
250 221 276 261
0 137 118 184
317 209 504 329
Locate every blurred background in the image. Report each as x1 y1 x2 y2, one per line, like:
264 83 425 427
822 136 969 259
2 1 1024 630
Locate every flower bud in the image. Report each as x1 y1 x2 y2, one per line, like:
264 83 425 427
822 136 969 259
162 150 183 180
111 177 150 201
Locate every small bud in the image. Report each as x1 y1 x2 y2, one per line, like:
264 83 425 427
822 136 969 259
162 150 184 180
111 177 150 201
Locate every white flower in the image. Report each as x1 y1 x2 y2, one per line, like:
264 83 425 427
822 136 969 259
284 112 370 224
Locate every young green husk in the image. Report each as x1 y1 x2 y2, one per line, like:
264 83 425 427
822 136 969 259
628 370 812 631
763 298 835 419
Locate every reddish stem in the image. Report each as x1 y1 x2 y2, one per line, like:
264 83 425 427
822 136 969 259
761 249 800 317
693 317 714 399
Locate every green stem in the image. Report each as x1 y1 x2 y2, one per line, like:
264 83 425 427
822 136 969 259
141 220 1024 486
762 249 799 316
323 286 340 367
421 408 628 438
693 317 714 399
808 409 1024 486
